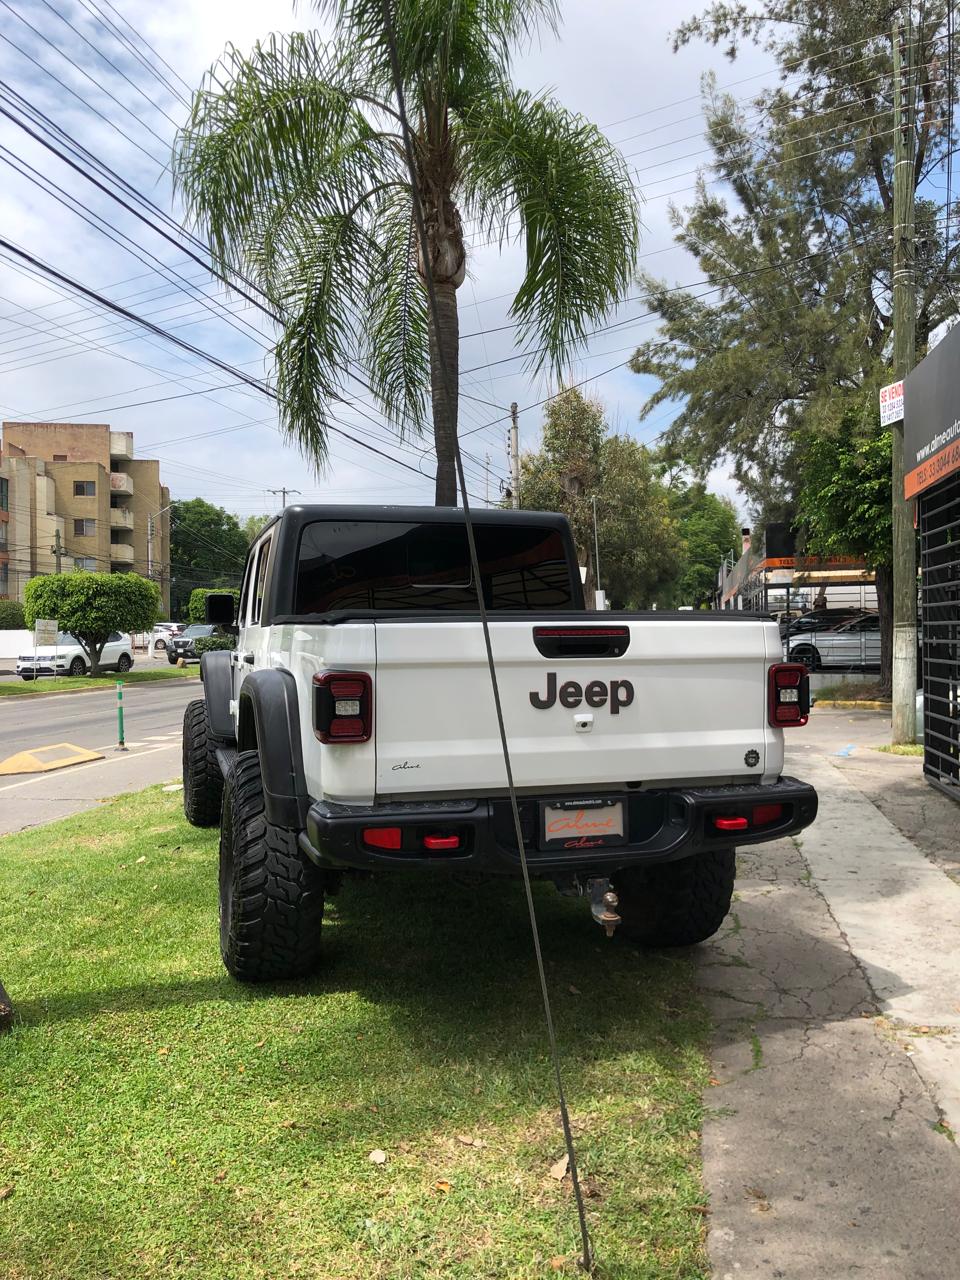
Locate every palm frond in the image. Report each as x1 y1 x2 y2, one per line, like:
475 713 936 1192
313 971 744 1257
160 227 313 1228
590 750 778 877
365 189 430 434
273 215 381 466
458 89 640 374
173 30 400 287
309 1 559 98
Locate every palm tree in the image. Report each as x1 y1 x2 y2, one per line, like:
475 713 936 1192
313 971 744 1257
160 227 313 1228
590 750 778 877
174 1 639 506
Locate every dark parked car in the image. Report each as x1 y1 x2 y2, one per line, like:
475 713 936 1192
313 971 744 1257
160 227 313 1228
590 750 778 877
779 607 871 640
168 623 221 664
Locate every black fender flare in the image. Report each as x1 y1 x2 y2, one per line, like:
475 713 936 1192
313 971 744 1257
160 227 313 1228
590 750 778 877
236 667 310 830
199 650 236 742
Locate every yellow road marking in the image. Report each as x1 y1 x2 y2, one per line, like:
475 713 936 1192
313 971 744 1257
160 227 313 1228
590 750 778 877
0 742 105 776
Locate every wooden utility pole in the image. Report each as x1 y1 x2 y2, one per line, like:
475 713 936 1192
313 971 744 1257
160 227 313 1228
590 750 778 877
891 9 918 743
50 528 63 573
268 487 301 508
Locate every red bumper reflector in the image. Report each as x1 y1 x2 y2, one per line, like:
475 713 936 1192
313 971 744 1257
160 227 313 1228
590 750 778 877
752 803 784 826
423 834 460 851
714 816 749 831
363 827 402 850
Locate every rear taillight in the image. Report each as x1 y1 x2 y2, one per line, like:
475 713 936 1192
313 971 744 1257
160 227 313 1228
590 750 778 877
768 663 810 727
314 671 373 743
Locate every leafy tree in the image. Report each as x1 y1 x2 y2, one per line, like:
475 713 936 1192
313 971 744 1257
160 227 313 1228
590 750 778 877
519 388 681 608
630 1 959 517
0 600 25 630
188 587 241 625
23 573 160 675
170 499 248 618
665 482 741 607
173 3 639 505
239 514 270 543
795 396 894 693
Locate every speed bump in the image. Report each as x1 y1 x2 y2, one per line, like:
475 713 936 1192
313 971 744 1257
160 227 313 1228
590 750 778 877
0 743 104 776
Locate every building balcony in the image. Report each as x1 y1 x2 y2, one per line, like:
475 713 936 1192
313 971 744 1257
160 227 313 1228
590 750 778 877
110 543 135 565
109 506 134 530
109 432 134 461
109 471 134 496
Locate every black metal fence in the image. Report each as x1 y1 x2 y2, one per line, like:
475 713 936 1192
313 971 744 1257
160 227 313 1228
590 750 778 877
919 473 960 799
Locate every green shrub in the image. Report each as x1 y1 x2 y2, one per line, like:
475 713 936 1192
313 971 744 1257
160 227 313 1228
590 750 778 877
0 600 25 630
194 635 235 656
188 588 240 625
24 572 160 674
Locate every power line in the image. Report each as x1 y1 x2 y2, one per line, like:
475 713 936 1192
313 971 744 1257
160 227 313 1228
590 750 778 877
0 4 168 164
34 0 183 128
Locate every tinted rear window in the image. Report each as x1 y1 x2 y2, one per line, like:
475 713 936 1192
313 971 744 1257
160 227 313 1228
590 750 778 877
295 520 575 613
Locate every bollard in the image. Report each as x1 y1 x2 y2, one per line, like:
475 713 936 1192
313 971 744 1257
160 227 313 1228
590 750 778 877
116 680 127 752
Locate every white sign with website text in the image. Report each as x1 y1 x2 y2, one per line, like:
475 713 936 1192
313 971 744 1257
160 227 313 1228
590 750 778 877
879 379 904 426
33 618 58 646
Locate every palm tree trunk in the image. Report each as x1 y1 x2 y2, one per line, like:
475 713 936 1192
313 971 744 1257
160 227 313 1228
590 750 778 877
428 281 459 506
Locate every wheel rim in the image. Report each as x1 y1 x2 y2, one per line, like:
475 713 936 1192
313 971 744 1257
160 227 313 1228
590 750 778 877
118 656 131 671
70 658 85 676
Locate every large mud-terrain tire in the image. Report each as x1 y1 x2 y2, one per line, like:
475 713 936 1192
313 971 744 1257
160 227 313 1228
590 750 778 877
182 699 224 828
219 751 325 983
615 848 736 947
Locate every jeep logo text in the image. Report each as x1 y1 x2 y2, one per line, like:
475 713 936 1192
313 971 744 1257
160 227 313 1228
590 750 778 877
530 673 634 714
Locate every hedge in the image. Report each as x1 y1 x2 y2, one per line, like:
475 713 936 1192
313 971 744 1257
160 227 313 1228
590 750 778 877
0 600 25 630
188 588 240 625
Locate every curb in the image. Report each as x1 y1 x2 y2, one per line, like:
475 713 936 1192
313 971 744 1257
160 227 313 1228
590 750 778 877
814 699 892 710
0 676 200 701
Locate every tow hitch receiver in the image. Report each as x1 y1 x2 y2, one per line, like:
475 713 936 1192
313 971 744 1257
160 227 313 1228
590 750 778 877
587 877 621 938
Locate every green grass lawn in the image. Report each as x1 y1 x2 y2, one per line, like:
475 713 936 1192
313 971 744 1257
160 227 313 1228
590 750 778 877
0 789 710 1280
876 742 924 756
0 667 200 696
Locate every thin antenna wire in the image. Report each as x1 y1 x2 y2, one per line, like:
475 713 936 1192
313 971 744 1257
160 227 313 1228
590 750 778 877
377 2 594 1270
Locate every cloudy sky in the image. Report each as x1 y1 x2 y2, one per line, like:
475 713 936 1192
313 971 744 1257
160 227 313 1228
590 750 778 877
0 0 774 524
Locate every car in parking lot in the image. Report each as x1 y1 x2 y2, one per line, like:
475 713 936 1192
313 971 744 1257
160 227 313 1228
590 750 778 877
779 607 871 640
167 623 220 664
16 632 134 680
151 622 183 651
785 613 881 671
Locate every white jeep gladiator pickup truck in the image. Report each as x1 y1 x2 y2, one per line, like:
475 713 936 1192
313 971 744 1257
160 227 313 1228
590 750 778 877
182 506 817 982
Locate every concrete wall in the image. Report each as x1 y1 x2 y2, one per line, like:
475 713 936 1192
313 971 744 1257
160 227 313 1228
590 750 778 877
0 629 33 665
2 422 111 469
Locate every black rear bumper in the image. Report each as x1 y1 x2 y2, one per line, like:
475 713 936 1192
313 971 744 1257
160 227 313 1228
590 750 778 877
300 776 818 876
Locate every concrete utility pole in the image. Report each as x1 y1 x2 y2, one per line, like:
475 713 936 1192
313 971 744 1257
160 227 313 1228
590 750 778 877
891 8 918 743
268 487 301 508
484 452 491 507
50 528 62 573
509 402 520 509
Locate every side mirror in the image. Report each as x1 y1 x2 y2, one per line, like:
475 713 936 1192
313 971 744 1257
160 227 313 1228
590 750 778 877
204 592 236 627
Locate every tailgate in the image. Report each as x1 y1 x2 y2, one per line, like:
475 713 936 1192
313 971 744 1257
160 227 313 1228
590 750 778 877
373 617 781 796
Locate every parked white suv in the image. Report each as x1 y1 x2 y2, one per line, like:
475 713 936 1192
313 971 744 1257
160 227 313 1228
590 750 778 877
151 622 183 652
17 632 134 680
182 506 818 984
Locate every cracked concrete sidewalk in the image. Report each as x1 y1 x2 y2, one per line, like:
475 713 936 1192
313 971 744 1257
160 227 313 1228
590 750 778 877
701 719 960 1280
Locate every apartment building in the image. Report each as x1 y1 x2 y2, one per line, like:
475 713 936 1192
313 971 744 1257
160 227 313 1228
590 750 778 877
0 421 170 613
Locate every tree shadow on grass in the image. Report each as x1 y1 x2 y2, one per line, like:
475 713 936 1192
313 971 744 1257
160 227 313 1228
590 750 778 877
9 871 706 1080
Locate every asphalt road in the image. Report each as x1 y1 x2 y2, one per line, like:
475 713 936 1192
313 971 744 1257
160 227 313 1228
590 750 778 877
0 680 199 835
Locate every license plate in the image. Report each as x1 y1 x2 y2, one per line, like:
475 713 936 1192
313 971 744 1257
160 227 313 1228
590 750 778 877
541 799 626 850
